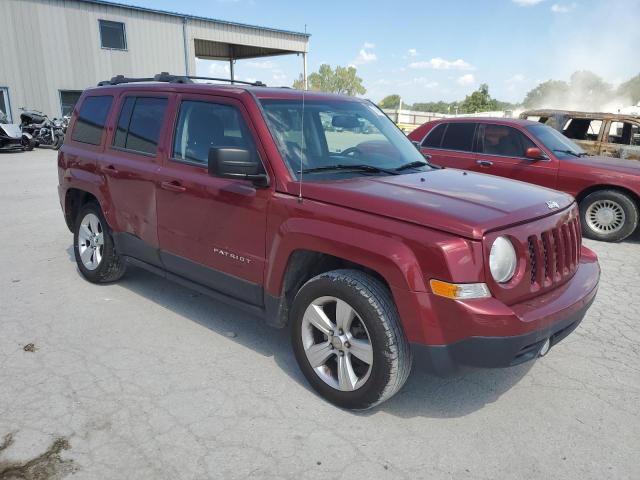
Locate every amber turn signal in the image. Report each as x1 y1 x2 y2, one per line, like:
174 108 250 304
430 279 491 300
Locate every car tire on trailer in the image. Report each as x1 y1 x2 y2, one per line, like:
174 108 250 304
579 189 638 242
73 202 126 283
290 269 412 410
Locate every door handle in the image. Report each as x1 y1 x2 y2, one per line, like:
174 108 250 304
476 160 493 167
160 180 186 193
100 165 119 175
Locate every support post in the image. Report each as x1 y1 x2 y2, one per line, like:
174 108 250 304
302 52 308 90
229 45 235 83
182 17 189 75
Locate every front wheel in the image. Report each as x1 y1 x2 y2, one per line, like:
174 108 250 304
580 190 638 242
73 203 126 283
290 269 412 410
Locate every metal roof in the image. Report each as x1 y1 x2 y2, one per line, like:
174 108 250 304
74 0 311 38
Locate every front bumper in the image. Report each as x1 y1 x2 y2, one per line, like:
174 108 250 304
413 295 593 375
0 135 24 151
394 246 600 375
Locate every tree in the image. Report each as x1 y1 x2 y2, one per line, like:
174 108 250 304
460 83 499 113
617 74 640 105
522 80 570 109
292 64 366 96
378 94 402 109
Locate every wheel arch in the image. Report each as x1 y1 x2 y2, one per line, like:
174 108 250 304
576 184 640 206
63 188 102 231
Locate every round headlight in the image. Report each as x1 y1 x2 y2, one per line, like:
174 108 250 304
489 236 517 283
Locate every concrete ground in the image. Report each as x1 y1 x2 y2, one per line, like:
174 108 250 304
0 148 638 480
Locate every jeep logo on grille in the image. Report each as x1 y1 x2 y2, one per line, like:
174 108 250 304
546 201 560 209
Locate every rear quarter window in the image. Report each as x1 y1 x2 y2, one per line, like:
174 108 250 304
71 95 113 145
422 123 446 148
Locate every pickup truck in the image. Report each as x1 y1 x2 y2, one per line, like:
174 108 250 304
58 74 600 409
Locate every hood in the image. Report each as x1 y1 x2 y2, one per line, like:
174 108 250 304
0 123 22 139
295 169 574 239
565 155 640 175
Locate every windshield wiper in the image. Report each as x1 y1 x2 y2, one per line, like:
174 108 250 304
553 149 586 158
301 164 399 175
395 160 431 171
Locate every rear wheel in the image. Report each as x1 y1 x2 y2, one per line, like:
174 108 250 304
291 269 412 410
580 190 638 242
73 203 126 283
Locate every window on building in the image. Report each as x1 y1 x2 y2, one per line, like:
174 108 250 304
99 20 127 50
59 90 83 117
0 87 11 122
172 101 259 165
113 97 167 155
71 96 113 145
440 122 476 152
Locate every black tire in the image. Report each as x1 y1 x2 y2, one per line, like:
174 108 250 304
73 202 126 283
290 269 412 410
579 190 638 242
53 134 64 150
21 137 34 151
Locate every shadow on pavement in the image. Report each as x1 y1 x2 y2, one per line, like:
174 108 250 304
65 245 535 418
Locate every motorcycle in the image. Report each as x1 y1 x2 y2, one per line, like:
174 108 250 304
0 110 34 152
20 108 65 149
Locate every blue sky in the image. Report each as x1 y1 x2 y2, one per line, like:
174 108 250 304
118 0 639 104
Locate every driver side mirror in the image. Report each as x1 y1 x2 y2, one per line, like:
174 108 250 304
208 147 269 188
524 147 548 161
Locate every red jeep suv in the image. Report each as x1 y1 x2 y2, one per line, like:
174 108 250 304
58 74 600 409
409 117 640 242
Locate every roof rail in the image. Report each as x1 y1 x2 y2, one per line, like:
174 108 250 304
97 72 266 87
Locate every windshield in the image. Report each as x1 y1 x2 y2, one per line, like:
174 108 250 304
527 124 586 159
259 99 431 178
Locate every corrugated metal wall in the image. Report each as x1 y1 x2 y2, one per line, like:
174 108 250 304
0 0 308 119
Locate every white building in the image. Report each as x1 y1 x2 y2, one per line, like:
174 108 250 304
0 0 309 121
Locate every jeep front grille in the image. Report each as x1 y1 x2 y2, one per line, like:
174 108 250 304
527 216 581 287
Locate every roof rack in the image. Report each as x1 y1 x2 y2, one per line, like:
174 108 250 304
97 72 266 87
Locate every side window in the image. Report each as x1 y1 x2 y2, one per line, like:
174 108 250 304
172 101 259 166
422 123 446 148
440 123 476 152
608 121 636 145
479 124 536 157
71 95 113 145
113 97 168 155
99 20 126 50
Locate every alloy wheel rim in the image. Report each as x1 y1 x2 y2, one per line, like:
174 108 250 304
586 200 625 234
301 296 374 392
77 213 104 271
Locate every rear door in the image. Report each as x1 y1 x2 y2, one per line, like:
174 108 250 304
600 120 640 160
99 93 171 266
419 122 478 170
474 123 558 189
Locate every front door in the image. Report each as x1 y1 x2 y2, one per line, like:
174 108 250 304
474 123 558 189
156 94 270 306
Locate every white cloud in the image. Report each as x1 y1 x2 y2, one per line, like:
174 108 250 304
409 57 473 70
506 73 526 83
363 42 375 49
550 2 577 12
512 0 545 5
354 48 377 65
207 63 230 76
457 74 475 86
247 60 276 69
407 48 418 57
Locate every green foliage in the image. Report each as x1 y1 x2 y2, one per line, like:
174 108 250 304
617 74 640 104
378 94 402 109
459 83 497 113
292 64 366 96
